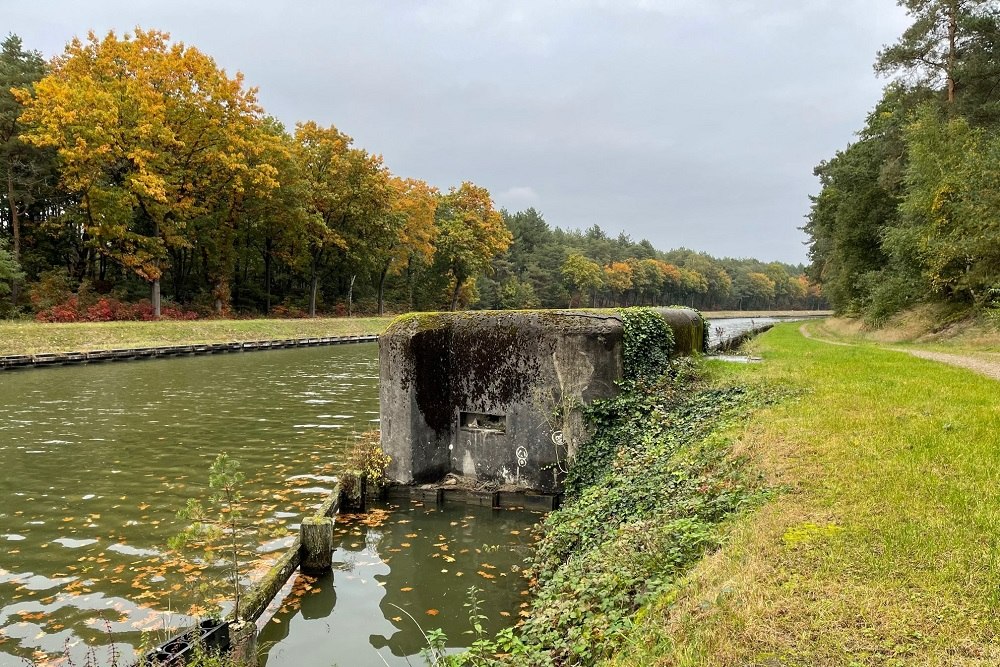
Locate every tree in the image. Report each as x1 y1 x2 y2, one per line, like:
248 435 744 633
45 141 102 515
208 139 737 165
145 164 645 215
0 237 23 312
234 118 311 314
745 272 777 309
603 261 633 306
17 28 278 317
804 89 910 313
560 253 603 307
293 121 393 316
634 258 666 305
0 34 49 306
893 104 1000 303
373 177 437 315
876 0 998 105
434 182 511 311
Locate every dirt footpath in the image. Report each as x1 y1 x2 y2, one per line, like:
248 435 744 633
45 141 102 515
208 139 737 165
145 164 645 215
903 349 1000 382
800 323 1000 382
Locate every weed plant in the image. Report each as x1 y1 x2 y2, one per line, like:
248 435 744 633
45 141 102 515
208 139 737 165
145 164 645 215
432 327 779 665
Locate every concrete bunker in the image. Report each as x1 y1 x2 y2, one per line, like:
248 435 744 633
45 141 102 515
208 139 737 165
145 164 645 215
379 308 704 493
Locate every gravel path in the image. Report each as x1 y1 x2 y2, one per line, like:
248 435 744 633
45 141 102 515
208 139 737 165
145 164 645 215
800 323 1000 382
902 349 1000 381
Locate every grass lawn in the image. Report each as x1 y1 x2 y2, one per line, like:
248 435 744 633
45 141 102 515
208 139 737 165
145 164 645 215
0 310 825 356
0 317 395 355
608 322 1000 666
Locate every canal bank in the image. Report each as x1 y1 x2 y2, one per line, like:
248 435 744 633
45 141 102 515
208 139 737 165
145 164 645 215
606 323 1000 666
0 315 791 666
430 320 783 665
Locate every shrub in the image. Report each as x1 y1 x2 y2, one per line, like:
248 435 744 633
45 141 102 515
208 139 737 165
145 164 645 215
35 295 199 322
339 430 392 504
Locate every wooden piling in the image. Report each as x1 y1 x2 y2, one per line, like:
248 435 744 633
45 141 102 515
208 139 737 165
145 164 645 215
228 620 258 667
300 516 334 574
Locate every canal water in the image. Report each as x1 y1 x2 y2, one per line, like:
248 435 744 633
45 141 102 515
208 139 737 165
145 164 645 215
0 317 786 666
0 343 539 666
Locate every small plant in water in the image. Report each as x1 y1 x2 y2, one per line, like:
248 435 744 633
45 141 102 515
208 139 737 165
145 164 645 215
170 453 270 620
340 430 392 505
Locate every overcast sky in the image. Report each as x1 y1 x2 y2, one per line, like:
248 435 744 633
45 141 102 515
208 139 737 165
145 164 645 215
9 1 910 264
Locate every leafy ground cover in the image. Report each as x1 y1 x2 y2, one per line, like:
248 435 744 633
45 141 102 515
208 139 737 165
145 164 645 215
0 317 394 355
607 322 1000 666
433 309 784 666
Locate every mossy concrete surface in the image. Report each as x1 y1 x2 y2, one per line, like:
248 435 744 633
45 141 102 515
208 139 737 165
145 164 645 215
379 308 704 492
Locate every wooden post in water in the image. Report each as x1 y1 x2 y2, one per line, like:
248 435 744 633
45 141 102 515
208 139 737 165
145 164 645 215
300 516 334 574
229 620 258 667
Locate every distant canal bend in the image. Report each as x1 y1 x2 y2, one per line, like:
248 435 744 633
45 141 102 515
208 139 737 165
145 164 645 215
0 317 784 666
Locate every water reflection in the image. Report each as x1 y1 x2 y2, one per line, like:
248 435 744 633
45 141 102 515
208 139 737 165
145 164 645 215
259 501 537 667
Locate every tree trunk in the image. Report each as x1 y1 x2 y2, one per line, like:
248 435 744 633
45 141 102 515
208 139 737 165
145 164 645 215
947 3 957 104
152 279 161 318
308 249 322 318
377 263 389 316
264 238 273 314
309 268 318 318
347 274 356 317
450 276 462 311
406 256 415 311
6 169 21 306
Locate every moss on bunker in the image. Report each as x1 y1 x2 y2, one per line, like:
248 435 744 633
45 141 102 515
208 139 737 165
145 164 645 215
389 308 703 438
409 326 454 435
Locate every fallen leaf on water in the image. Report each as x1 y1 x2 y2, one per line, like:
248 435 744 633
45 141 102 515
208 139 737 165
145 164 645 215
425 609 439 616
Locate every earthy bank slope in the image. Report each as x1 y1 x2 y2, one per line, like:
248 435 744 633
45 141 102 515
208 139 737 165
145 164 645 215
812 304 1000 353
608 323 1000 666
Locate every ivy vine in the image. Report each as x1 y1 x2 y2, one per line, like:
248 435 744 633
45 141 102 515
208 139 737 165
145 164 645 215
616 307 675 383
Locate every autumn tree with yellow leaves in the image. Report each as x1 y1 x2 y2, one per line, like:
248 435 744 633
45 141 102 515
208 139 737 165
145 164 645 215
434 182 511 311
1 28 820 318
17 28 280 317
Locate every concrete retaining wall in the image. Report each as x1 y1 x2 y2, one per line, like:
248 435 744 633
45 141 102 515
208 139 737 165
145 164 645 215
0 335 377 371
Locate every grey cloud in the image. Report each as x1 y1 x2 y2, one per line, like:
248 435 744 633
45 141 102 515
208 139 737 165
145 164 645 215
9 0 910 263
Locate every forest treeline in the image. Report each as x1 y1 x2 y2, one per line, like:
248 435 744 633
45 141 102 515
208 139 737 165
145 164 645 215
807 0 1000 323
0 29 821 321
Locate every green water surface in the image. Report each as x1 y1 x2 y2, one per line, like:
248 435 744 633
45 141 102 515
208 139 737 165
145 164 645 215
0 345 533 666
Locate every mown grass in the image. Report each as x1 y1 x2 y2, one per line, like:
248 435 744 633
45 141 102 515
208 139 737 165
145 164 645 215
606 322 1000 666
0 310 822 356
0 317 394 355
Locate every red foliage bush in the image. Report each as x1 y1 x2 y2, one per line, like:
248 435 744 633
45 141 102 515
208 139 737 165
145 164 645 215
35 296 199 322
269 304 307 319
